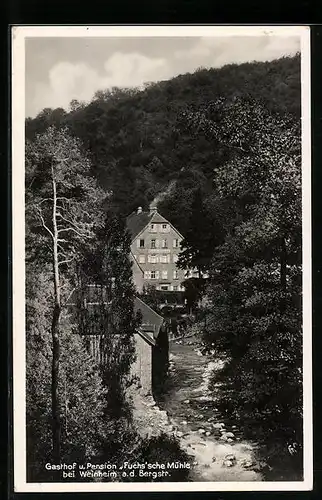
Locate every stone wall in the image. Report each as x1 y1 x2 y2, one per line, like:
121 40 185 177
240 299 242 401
131 333 153 396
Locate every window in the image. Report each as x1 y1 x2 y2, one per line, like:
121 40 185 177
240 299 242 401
173 270 179 279
151 270 157 279
162 270 168 279
148 254 158 264
173 254 178 263
160 254 169 263
144 271 150 279
150 223 157 232
137 239 144 248
160 285 169 290
161 223 169 233
173 285 178 291
173 239 179 248
151 239 156 249
139 255 145 264
161 239 168 248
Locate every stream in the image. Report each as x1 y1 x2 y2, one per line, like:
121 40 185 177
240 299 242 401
157 335 264 482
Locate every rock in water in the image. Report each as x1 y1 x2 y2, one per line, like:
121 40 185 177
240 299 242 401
205 431 211 436
198 428 206 434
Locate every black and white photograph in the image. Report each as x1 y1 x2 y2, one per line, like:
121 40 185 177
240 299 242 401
12 25 312 492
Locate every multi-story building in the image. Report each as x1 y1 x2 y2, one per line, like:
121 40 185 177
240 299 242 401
126 205 190 292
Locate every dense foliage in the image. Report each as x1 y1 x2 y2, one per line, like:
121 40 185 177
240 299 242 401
77 216 138 419
25 126 188 482
180 95 303 477
26 55 300 222
26 265 109 481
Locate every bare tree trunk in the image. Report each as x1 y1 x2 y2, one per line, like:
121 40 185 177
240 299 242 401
51 172 61 463
280 236 287 313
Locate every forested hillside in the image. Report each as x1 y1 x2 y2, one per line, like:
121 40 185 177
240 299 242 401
26 55 300 222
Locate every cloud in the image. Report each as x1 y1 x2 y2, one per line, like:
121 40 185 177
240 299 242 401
174 36 300 68
27 36 301 117
29 52 171 116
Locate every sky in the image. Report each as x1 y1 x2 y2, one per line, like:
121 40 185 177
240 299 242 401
25 35 301 118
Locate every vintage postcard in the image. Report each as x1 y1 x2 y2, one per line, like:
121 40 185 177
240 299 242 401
12 25 312 493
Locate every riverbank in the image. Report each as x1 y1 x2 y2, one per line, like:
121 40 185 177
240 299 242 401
156 335 264 481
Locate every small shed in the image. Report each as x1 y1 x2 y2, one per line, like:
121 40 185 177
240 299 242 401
133 297 169 397
67 286 168 398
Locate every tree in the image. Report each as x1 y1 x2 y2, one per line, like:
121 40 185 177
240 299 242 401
26 262 111 481
180 96 302 455
69 99 86 112
141 284 161 313
177 187 225 275
78 216 138 420
182 277 206 314
26 125 105 462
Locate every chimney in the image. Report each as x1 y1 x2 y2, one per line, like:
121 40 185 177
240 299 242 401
137 206 143 215
149 204 158 216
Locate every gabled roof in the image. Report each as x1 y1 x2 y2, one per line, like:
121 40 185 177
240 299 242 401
126 209 184 241
134 296 164 340
150 212 170 225
129 250 144 275
126 211 153 240
136 328 156 346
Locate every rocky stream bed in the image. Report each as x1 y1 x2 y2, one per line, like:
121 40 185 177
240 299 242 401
156 335 265 481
